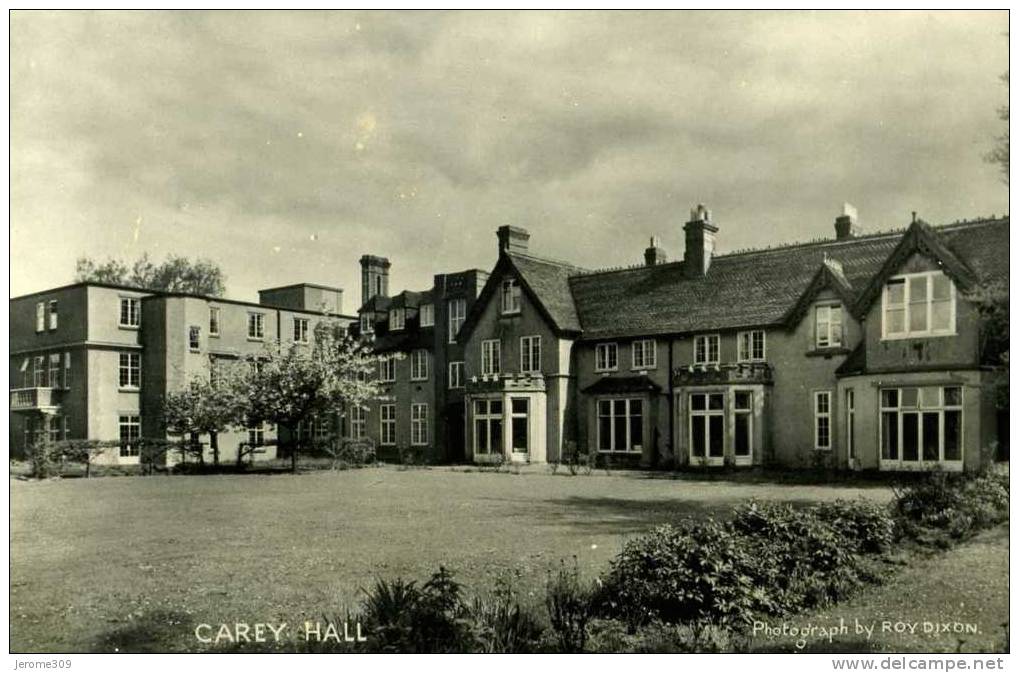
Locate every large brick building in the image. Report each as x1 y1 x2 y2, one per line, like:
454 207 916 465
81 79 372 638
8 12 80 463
9 281 354 464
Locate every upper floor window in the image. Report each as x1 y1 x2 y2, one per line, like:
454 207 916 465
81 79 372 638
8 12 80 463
119 297 141 328
882 271 955 339
48 354 60 387
35 302 45 332
595 343 618 372
360 313 373 335
293 317 309 343
501 279 521 315
448 361 465 389
379 355 396 383
694 334 720 364
119 352 141 389
209 307 220 336
520 335 541 373
389 309 405 331
247 313 265 340
410 349 429 381
32 355 44 387
815 304 843 349
448 298 466 343
632 339 657 370
188 326 201 351
482 339 501 376
419 304 435 327
737 330 765 362
48 301 58 330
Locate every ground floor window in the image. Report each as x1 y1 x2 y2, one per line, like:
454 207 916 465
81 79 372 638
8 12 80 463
473 399 503 455
846 388 856 460
411 404 428 446
598 398 643 453
119 415 141 457
247 423 265 447
511 398 529 453
880 386 962 466
350 407 366 440
733 392 752 462
690 392 724 462
380 404 396 445
814 391 832 450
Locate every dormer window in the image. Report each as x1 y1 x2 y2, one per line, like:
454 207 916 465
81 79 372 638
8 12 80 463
882 271 955 339
389 309 405 331
501 279 521 315
419 304 434 327
360 313 374 334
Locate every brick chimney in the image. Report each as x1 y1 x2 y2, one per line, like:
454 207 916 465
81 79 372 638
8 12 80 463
835 203 858 240
683 204 718 278
644 236 668 266
359 255 391 306
496 225 530 255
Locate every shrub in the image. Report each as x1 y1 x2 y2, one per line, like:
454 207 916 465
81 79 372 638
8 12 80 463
588 619 746 653
28 440 56 479
812 499 895 554
545 559 593 652
334 438 376 467
893 471 1009 546
466 575 545 653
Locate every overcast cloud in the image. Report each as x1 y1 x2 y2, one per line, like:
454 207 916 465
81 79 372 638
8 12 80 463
10 10 1009 307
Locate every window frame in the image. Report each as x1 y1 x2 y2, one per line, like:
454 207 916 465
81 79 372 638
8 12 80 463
119 415 141 458
419 304 435 327
814 303 844 349
879 385 964 469
448 298 466 344
596 397 644 454
814 390 832 450
501 278 521 315
881 271 957 340
631 339 657 370
293 317 309 344
247 312 265 340
410 403 428 446
350 406 367 440
379 355 396 383
380 404 397 446
119 297 141 329
119 351 141 390
693 334 721 365
519 335 541 374
35 301 46 332
448 361 465 389
737 330 766 362
473 398 503 455
410 349 429 381
481 339 501 376
595 343 618 373
188 325 201 352
47 300 58 330
208 306 220 337
389 308 406 331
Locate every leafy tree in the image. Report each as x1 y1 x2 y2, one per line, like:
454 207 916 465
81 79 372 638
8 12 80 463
162 363 246 466
985 55 1008 184
75 253 226 296
233 320 385 472
966 281 1009 410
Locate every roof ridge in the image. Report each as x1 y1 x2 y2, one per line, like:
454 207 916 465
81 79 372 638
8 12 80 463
508 250 588 272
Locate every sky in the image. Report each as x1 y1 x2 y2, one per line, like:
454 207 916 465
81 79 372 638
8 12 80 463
10 10 1009 309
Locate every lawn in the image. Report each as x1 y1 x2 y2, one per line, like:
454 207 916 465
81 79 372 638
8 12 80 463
11 466 895 652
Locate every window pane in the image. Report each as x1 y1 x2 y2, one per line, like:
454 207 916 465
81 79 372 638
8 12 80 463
708 416 724 457
908 276 928 332
476 420 488 453
886 307 906 333
922 412 939 461
614 399 627 416
881 412 899 460
629 399 642 417
734 414 750 456
902 413 919 461
943 387 962 406
490 400 502 415
944 410 962 461
491 419 502 452
512 398 527 414
691 416 705 457
629 409 643 450
614 412 627 451
881 389 899 408
931 299 951 331
475 400 487 415
932 274 951 300
599 414 611 451
691 394 705 411
886 280 905 304
512 417 528 451
817 417 830 448
900 388 918 408
735 391 751 410
920 387 940 408
708 394 724 410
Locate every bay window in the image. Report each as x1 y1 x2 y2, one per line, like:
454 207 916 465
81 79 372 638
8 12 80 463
880 386 963 467
473 399 503 455
597 398 643 453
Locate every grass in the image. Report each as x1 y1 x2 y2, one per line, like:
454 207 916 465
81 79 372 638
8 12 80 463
749 523 1009 653
10 465 894 653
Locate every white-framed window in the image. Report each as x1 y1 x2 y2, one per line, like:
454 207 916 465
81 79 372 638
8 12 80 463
501 278 521 314
410 349 429 381
209 307 220 336
595 343 618 372
389 308 405 331
473 399 503 455
119 352 141 389
689 393 725 463
350 406 366 439
247 313 265 340
448 298 466 343
247 423 265 447
293 317 309 343
379 355 396 383
63 351 71 389
880 386 963 467
119 297 141 328
48 414 65 443
380 404 396 446
510 398 529 453
694 334 720 364
47 354 60 389
734 391 753 463
119 415 141 457
520 335 541 373
48 300 58 330
737 330 765 362
846 388 856 461
411 403 428 446
448 361 465 389
815 304 843 349
482 339 501 376
814 391 832 450
882 271 956 339
631 339 657 370
33 355 45 387
188 325 201 351
419 304 435 327
35 302 45 332
360 313 374 335
597 398 643 453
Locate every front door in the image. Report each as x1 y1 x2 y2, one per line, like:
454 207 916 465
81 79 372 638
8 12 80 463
510 397 529 460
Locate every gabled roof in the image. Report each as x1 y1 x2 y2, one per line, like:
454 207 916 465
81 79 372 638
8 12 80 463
458 251 585 340
568 216 1008 340
783 257 859 326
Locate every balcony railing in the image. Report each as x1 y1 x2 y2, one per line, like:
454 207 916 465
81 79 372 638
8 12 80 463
10 387 63 411
465 372 546 394
673 362 773 386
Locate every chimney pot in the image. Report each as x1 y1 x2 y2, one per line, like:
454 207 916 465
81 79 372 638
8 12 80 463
835 202 859 240
644 235 668 266
496 225 530 255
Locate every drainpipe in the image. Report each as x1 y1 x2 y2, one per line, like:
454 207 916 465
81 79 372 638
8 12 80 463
668 337 675 461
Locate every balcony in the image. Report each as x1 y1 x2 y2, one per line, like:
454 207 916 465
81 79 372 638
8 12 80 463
673 362 773 386
465 372 546 395
10 387 63 412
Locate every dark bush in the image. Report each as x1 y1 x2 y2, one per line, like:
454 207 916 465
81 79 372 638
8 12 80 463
545 559 593 652
587 619 746 653
28 440 56 479
893 471 1009 546
812 499 895 554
